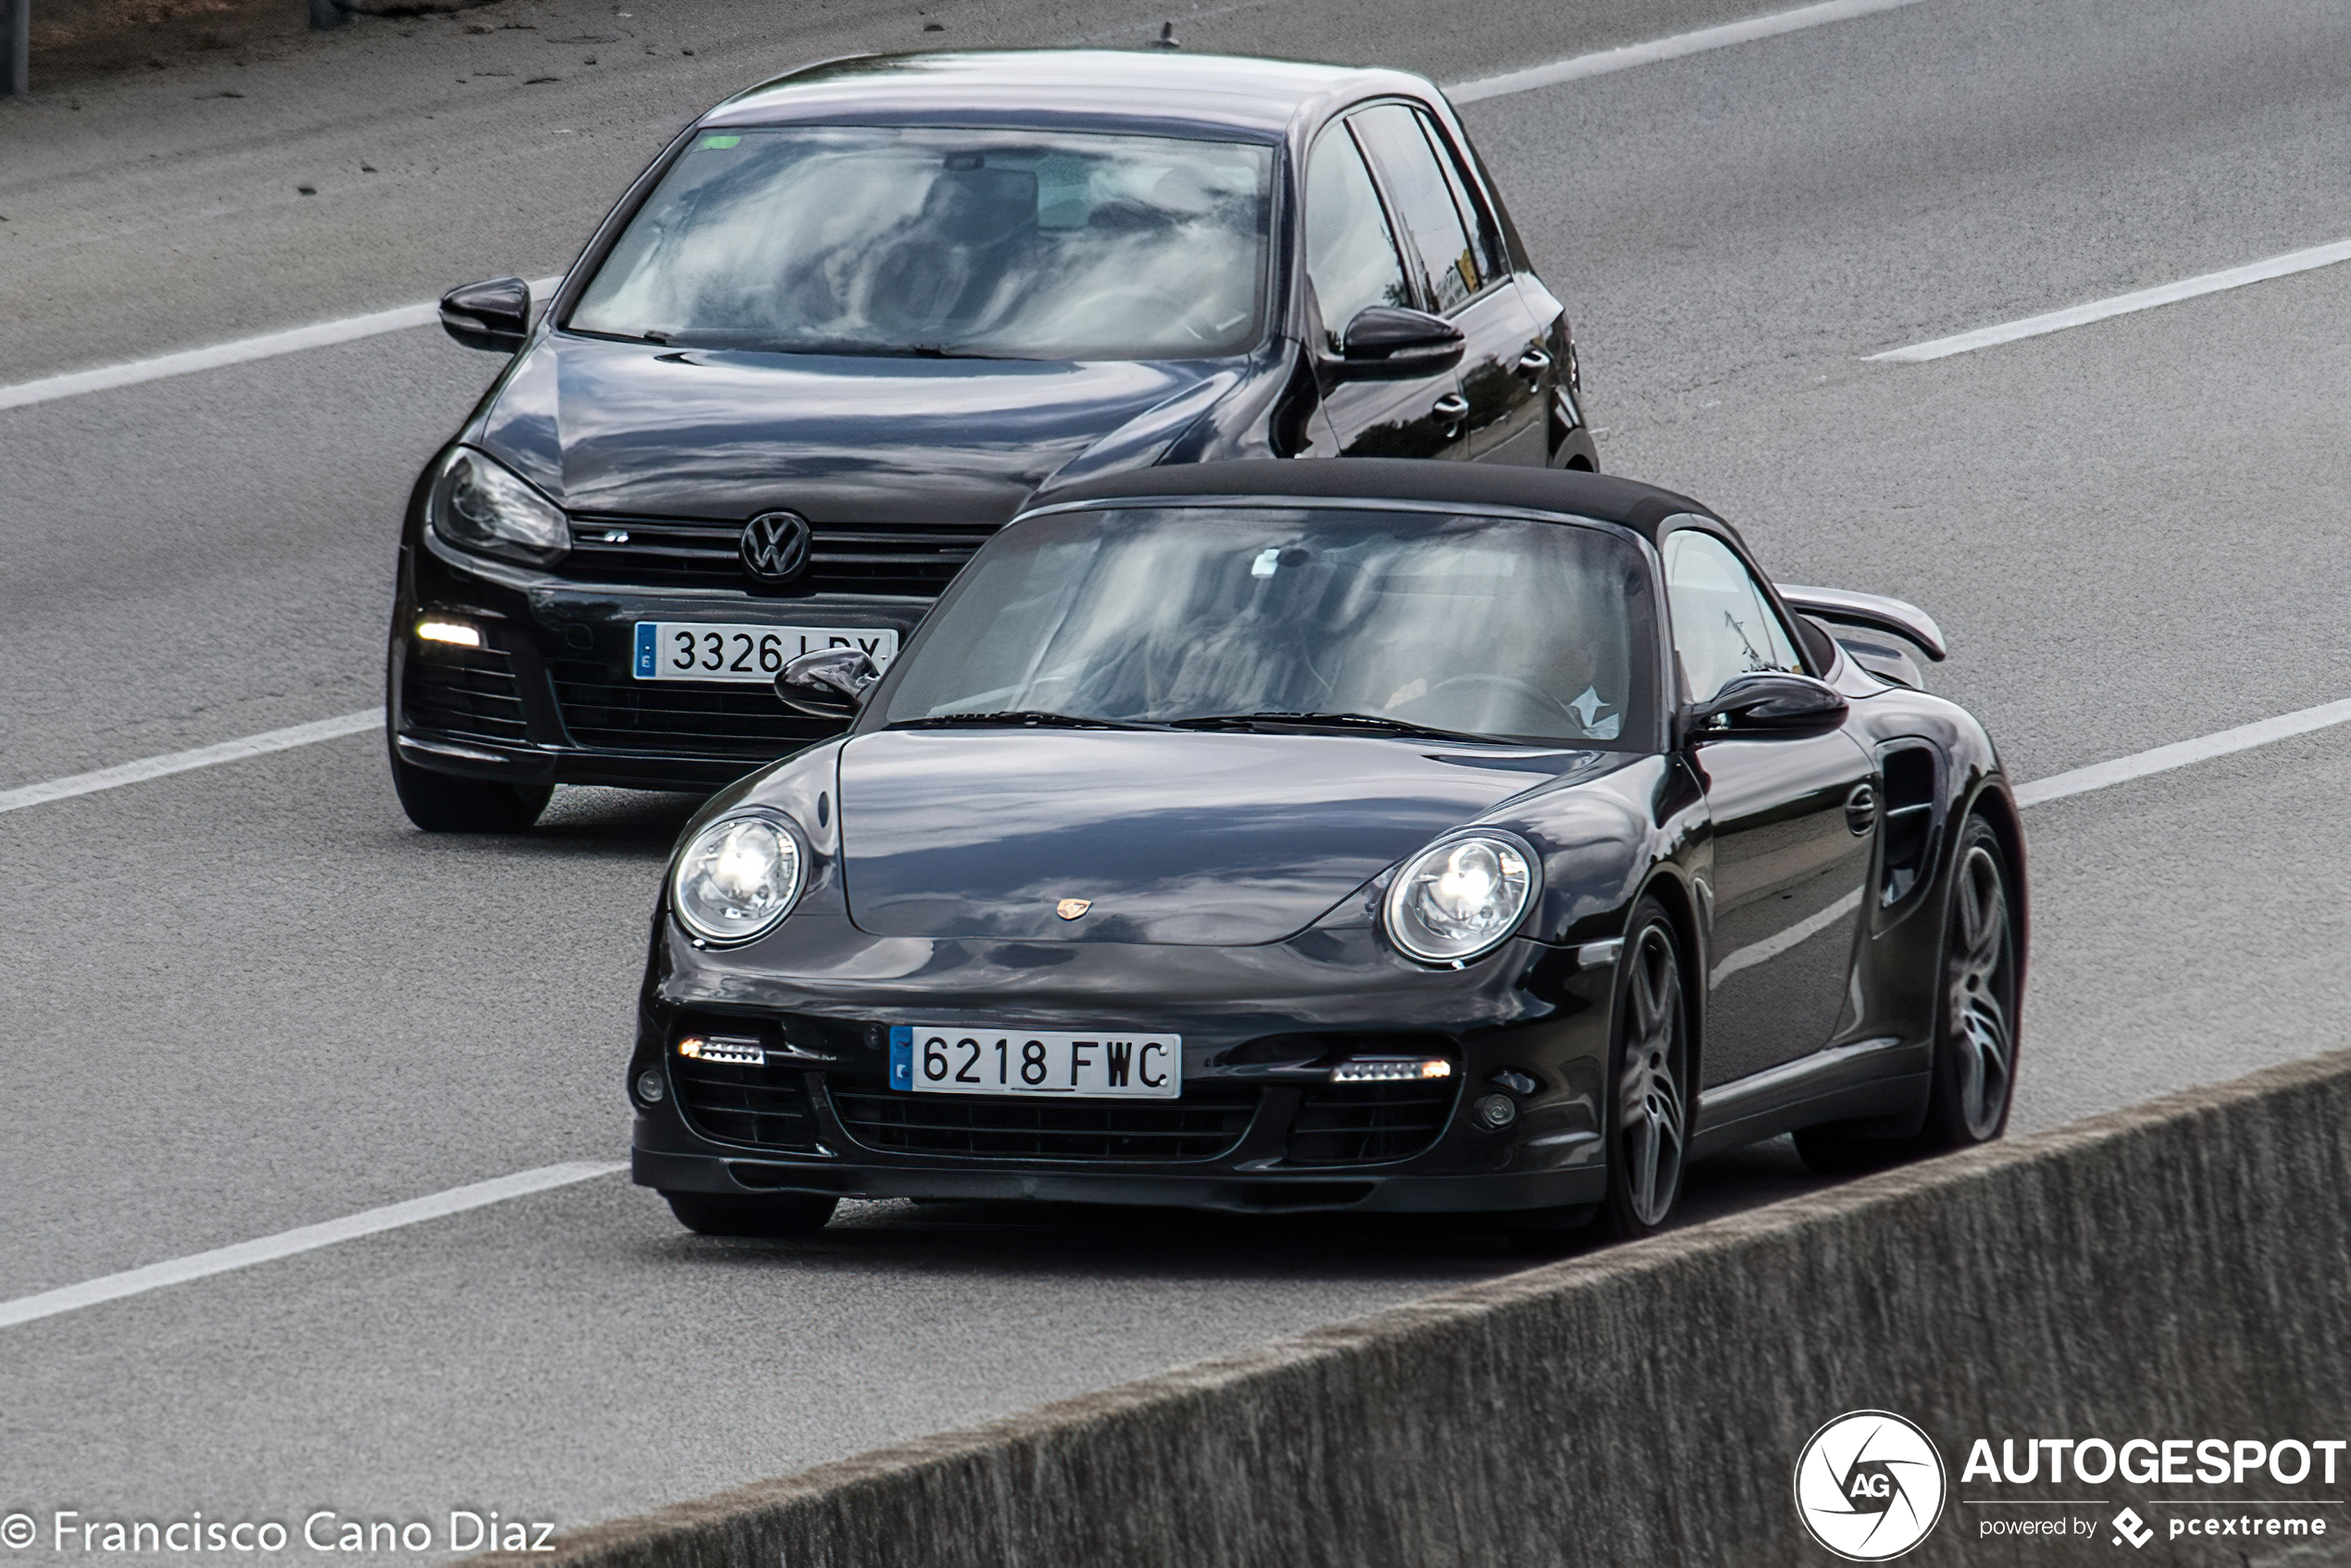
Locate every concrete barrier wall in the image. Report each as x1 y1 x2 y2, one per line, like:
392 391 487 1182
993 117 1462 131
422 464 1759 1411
480 1052 2351 1568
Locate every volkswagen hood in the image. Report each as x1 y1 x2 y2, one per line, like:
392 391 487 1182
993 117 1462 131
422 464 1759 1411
469 333 1238 524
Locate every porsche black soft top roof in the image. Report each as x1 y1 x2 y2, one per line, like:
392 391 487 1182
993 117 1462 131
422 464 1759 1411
1030 459 1732 547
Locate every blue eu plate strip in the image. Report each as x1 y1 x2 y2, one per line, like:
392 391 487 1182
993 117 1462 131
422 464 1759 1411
889 1027 913 1090
633 622 656 678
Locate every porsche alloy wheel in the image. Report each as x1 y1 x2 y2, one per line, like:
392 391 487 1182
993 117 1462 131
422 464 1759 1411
1604 901 1689 1238
1925 816 2020 1148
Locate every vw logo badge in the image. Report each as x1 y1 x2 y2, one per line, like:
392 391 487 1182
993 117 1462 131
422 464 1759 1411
740 511 813 583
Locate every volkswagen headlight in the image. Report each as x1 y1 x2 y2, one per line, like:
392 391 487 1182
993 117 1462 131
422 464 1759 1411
1383 834 1537 964
670 814 805 944
428 447 569 564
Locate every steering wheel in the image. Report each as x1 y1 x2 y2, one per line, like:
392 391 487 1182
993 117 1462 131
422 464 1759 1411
1391 673 1592 737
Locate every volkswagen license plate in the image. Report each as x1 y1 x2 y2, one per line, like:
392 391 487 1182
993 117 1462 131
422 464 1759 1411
632 622 898 683
890 1026 1182 1099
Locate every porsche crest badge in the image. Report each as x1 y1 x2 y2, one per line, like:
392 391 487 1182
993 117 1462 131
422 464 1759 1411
1055 898 1092 920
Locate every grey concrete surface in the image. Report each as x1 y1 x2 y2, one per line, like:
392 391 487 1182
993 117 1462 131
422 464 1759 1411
6 0 2351 1557
466 1052 2351 1568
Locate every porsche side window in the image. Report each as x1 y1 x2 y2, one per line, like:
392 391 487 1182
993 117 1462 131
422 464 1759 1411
1304 127 1412 353
1663 529 1803 705
1348 104 1480 313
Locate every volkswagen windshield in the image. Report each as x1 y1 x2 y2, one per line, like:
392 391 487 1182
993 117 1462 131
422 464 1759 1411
568 127 1275 361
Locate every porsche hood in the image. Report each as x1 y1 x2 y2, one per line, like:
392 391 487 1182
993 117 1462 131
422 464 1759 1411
834 729 1614 945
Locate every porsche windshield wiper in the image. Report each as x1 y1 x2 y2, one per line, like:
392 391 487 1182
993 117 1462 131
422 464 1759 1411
889 710 1138 730
1166 711 1495 742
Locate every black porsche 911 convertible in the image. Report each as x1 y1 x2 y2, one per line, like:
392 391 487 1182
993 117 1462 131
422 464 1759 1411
625 461 2025 1244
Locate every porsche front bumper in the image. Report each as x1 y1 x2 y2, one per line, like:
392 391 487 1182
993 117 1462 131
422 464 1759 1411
627 928 1622 1216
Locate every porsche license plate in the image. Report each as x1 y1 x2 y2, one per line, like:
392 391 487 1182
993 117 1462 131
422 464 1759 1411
890 1026 1182 1099
632 622 898 682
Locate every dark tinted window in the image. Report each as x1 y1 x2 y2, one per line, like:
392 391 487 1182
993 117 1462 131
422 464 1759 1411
875 505 1658 748
1303 127 1412 352
1349 104 1481 312
570 126 1273 360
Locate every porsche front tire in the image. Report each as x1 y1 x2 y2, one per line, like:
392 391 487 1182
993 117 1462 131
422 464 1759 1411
1595 898 1691 1240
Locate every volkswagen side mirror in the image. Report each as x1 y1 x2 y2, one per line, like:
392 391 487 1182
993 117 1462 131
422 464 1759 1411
1688 673 1847 737
1330 305 1465 380
775 646 882 720
441 277 531 353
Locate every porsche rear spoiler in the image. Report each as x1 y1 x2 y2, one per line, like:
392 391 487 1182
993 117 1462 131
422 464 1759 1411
1775 585 1947 663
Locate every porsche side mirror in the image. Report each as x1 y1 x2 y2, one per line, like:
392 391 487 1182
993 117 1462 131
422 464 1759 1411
1330 305 1465 380
441 277 531 353
1689 673 1848 737
775 646 882 719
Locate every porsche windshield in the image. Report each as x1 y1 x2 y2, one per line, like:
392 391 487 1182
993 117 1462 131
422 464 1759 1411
568 126 1274 360
875 506 1660 747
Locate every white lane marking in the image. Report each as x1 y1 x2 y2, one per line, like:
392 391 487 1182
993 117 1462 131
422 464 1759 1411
1448 0 1932 103
2012 697 2351 808
1869 239 2351 362
10 681 2351 826
0 709 381 815
1712 886 1862 983
0 1163 626 1332
0 276 564 413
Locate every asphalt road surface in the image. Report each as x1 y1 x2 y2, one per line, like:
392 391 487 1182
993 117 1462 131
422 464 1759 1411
7 0 2351 1551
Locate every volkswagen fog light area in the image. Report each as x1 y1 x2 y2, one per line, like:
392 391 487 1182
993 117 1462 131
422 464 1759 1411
387 49 1602 835
625 461 2026 1245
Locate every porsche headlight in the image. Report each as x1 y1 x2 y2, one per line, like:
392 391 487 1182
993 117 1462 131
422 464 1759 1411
428 447 569 564
670 815 805 944
1383 834 1536 964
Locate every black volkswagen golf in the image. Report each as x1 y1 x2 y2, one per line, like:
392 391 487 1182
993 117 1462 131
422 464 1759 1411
387 49 1595 831
627 462 2026 1246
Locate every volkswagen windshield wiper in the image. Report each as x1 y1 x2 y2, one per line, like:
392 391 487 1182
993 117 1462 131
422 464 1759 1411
889 710 1138 730
906 342 1029 360
1166 711 1495 742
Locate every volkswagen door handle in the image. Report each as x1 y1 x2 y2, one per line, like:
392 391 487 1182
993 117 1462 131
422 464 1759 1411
1431 392 1470 423
1514 348 1552 380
